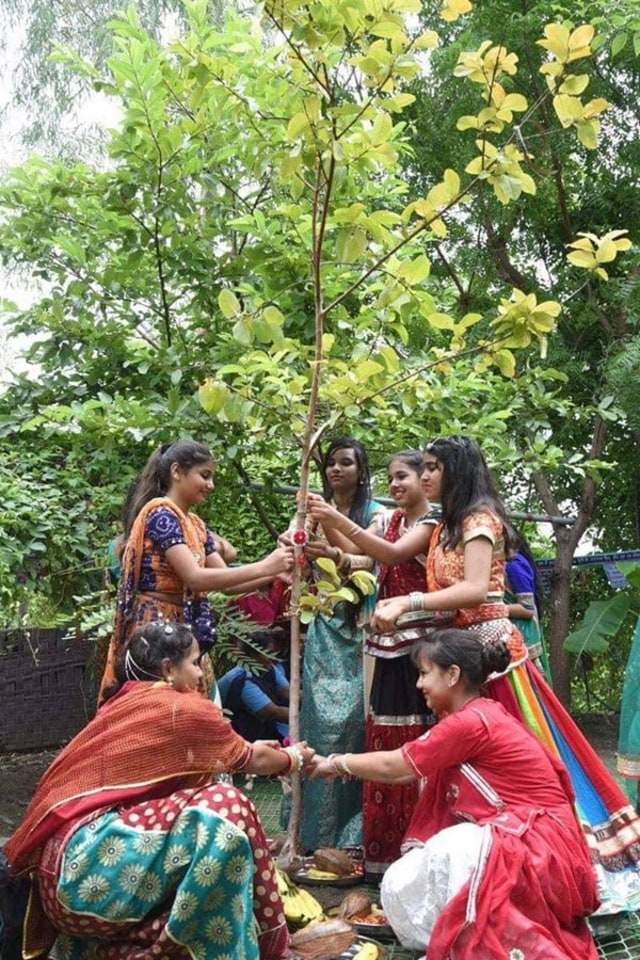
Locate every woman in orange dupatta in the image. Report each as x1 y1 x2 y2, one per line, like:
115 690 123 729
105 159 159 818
6 622 316 960
98 440 293 702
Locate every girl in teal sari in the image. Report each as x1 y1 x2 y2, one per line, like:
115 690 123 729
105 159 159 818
299 438 384 850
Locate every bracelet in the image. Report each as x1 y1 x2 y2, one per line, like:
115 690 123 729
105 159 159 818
283 745 304 774
336 753 356 777
345 524 361 539
326 753 339 773
409 592 425 613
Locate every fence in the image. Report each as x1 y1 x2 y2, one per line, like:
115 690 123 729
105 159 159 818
0 628 96 751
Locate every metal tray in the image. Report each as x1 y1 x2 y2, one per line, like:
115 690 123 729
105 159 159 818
292 851 364 887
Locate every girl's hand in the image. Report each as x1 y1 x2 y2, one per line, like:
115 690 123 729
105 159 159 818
309 757 338 779
303 539 340 562
265 545 295 576
296 741 317 770
306 496 345 530
370 596 411 633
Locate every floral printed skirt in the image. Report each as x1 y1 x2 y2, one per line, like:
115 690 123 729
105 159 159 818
38 782 289 960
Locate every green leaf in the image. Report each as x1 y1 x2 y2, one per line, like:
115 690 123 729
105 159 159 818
219 289 241 319
563 594 631 655
315 557 340 584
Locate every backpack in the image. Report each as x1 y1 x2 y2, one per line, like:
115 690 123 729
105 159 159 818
0 849 29 960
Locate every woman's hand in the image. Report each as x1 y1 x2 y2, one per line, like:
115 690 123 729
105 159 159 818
370 595 412 633
309 757 338 779
306 495 346 531
303 539 340 562
295 741 317 771
264 544 295 576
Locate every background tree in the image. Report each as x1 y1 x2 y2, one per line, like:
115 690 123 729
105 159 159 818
0 0 634 724
398 0 640 701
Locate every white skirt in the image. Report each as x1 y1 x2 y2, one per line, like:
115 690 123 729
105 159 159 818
380 822 489 950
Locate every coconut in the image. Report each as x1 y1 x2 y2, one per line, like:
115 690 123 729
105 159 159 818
313 847 354 877
337 891 372 919
290 918 357 959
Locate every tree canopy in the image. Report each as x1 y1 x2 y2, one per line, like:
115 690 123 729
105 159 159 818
0 0 638 706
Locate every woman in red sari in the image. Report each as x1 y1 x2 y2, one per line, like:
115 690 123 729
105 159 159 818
362 451 439 880
313 629 599 960
6 622 315 960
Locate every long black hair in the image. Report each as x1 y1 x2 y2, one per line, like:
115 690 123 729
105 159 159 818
411 628 511 688
423 436 514 552
321 437 374 528
124 441 213 536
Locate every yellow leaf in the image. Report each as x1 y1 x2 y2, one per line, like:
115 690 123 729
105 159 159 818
198 379 228 415
576 118 599 149
568 236 595 252
558 73 589 95
537 23 570 62
568 24 594 59
414 30 439 50
553 93 584 127
567 249 596 269
440 0 472 22
287 112 309 140
501 93 528 112
263 305 284 326
430 218 448 238
457 114 479 131
494 349 516 378
583 97 609 118
355 359 385 379
427 312 455 330
443 168 461 197
596 238 618 264
218 288 241 319
398 254 430 285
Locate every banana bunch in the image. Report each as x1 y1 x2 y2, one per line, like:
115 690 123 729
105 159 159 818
352 943 379 960
275 867 324 927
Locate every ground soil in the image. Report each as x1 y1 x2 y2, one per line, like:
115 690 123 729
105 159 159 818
0 712 621 845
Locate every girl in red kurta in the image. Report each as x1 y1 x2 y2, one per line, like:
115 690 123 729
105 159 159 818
312 628 599 960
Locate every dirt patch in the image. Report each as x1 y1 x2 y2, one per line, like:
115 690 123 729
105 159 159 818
0 749 58 840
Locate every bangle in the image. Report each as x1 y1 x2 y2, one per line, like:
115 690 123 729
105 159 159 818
346 524 361 539
409 592 425 612
283 745 304 774
337 753 355 777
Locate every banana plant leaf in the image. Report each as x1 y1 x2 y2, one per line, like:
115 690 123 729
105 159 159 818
563 592 631 655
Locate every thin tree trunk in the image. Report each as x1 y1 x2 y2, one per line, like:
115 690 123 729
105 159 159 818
532 418 607 707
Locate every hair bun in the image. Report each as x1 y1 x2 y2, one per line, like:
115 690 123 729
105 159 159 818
481 639 511 676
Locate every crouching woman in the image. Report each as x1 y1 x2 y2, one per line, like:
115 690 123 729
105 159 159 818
313 628 599 960
5 622 315 960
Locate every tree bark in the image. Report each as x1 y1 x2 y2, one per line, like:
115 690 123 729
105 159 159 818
532 418 607 706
